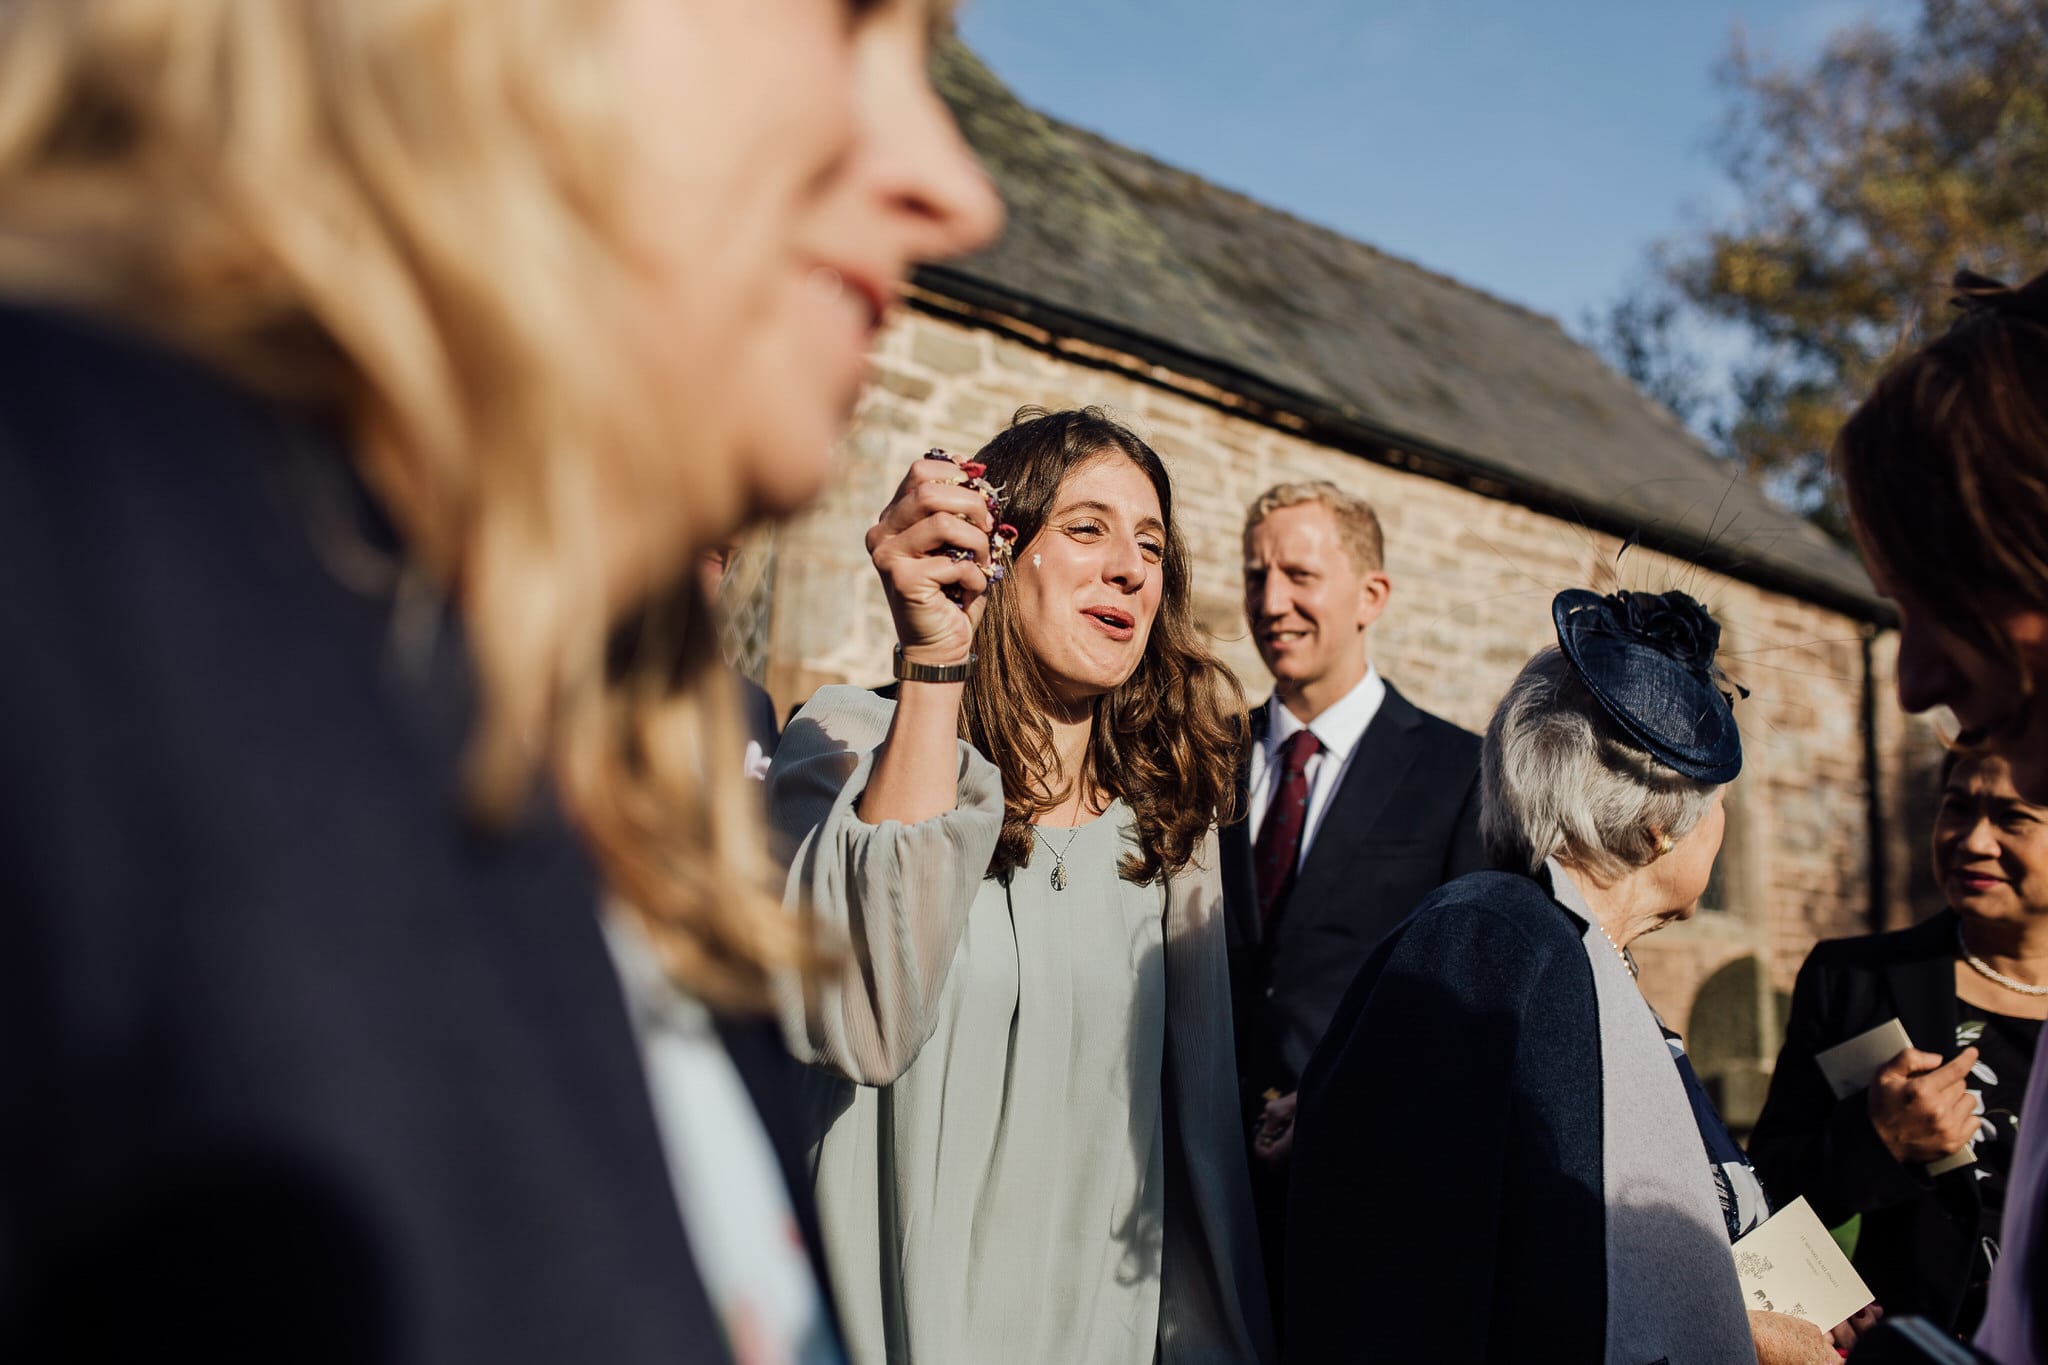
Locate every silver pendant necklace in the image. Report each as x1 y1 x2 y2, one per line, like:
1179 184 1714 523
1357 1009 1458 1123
1957 922 2048 998
1031 824 1085 891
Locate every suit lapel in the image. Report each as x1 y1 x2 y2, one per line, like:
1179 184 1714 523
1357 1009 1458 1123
1288 685 1425 911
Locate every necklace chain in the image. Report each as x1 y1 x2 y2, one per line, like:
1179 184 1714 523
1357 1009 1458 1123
1592 921 1639 980
1957 922 2048 998
1031 823 1085 892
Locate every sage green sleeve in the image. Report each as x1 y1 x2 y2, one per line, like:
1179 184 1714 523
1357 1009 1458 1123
766 686 1004 1086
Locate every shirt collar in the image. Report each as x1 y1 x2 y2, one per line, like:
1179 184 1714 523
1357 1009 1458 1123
1267 665 1385 764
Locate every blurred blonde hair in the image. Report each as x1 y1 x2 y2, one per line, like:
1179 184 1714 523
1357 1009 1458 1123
0 0 807 1008
1243 479 1386 573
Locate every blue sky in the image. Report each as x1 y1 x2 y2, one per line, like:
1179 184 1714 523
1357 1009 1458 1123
957 0 1914 336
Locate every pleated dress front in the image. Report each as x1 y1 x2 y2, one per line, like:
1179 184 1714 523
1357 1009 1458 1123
823 803 1166 1363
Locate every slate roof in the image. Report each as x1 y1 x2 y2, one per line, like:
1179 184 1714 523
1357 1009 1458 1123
923 43 1882 620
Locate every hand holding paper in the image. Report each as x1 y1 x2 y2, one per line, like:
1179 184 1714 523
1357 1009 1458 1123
1815 1019 1913 1099
1749 1309 1838 1365
1732 1198 1875 1336
1814 1018 1977 1175
1869 1047 1980 1170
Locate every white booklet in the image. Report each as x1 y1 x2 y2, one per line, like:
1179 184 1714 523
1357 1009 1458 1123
1813 1017 1976 1176
1731 1197 1875 1331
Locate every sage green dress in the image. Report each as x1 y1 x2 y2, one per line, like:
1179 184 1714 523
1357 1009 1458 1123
770 687 1272 1365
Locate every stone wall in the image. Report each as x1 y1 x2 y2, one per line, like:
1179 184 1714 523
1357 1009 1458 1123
754 299 1942 1112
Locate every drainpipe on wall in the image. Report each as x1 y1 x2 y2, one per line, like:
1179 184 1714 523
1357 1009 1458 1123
1861 625 1890 934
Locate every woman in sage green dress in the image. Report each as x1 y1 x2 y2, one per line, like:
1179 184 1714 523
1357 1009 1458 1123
769 408 1273 1364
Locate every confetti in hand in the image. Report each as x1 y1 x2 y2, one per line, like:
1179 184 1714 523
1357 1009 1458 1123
927 448 1016 600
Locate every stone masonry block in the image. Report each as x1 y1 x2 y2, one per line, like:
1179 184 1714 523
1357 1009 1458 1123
871 367 935 403
910 325 984 375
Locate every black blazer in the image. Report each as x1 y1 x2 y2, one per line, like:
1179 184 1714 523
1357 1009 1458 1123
0 302 831 1362
1747 911 1981 1333
1221 683 1483 1096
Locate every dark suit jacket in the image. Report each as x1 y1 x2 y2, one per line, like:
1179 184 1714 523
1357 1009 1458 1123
739 676 782 760
1288 871 1607 1361
1747 911 1982 1333
1222 682 1483 1095
0 302 831 1362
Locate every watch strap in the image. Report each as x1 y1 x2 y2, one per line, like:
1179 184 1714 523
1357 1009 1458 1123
893 645 976 683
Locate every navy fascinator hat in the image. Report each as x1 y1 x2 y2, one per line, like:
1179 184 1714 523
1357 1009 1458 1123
1551 589 1746 784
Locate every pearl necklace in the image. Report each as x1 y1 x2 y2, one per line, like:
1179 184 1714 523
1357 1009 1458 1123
1593 921 1640 980
1957 922 2048 998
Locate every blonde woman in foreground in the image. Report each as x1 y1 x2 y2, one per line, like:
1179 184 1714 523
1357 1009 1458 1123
0 1 997 1361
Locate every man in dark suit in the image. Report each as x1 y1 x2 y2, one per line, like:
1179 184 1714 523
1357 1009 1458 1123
1222 480 1484 1312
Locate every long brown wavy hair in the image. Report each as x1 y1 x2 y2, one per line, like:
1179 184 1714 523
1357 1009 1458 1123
1836 268 2048 694
962 408 1247 883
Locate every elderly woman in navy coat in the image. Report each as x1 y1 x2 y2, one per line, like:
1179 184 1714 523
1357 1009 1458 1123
1286 590 1860 1364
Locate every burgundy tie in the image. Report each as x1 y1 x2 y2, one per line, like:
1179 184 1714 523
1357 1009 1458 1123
1254 729 1323 928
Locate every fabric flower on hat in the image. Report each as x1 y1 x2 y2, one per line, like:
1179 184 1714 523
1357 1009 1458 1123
1615 590 1719 676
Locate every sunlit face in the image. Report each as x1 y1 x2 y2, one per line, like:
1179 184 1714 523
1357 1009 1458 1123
1867 553 2048 804
730 0 1003 521
1011 456 1168 706
1652 787 1726 920
1243 503 1388 698
611 0 1002 570
1934 754 2048 927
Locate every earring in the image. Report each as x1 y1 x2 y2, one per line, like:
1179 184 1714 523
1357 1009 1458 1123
1654 833 1674 856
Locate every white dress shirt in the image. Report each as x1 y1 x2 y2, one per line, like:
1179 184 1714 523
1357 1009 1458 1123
1248 665 1386 871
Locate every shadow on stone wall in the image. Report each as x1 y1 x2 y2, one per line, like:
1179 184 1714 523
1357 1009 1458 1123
1687 953 1774 1136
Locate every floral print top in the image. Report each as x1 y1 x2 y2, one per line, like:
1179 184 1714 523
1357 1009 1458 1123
1662 1021 1773 1242
1958 1010 2041 1307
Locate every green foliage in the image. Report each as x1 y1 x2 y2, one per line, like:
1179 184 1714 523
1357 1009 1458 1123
1603 0 2048 536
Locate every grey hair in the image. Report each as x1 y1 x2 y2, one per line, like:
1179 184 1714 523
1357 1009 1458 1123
1481 647 1721 879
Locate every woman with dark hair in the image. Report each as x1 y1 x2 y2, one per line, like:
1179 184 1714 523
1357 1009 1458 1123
1836 269 2048 804
768 407 1272 1364
1749 750 2048 1340
1834 266 2048 1360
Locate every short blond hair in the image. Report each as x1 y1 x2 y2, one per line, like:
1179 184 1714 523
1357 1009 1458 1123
1243 480 1385 573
